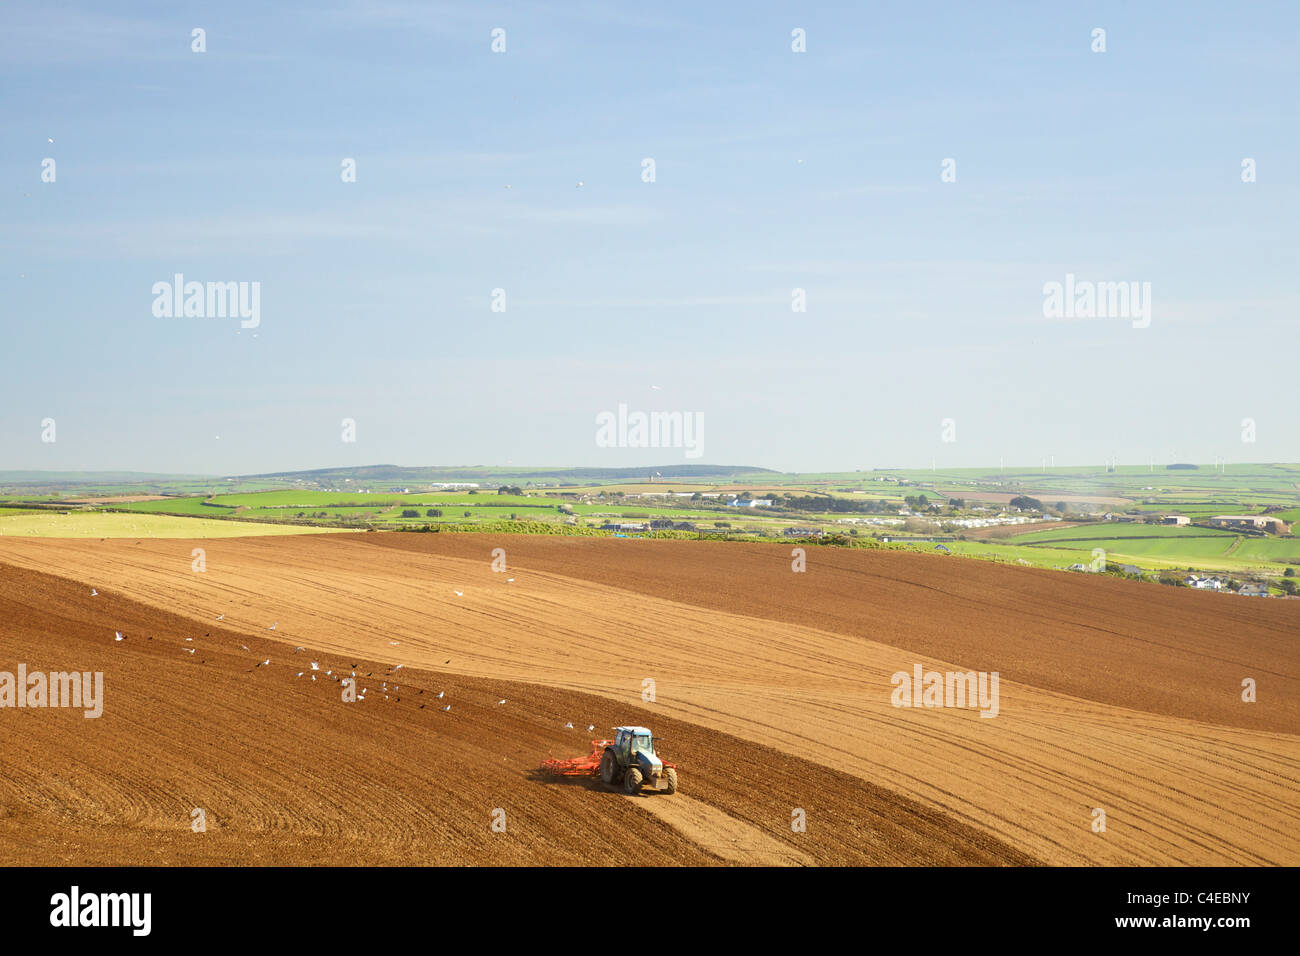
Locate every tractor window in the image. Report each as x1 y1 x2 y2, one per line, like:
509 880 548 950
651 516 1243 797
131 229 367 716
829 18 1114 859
632 735 651 753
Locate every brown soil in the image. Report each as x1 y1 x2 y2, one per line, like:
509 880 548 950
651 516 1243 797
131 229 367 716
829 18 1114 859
0 533 1295 866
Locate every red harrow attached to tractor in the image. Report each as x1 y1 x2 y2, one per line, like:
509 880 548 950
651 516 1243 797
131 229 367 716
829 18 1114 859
541 739 613 777
541 727 678 795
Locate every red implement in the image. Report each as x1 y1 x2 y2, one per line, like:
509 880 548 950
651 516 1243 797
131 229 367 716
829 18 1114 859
540 739 613 776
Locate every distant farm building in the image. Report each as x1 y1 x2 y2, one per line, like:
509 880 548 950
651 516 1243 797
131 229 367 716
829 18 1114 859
1160 515 1190 526
1208 515 1290 534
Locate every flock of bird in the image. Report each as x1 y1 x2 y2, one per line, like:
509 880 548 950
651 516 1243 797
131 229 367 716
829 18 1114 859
96 582 596 735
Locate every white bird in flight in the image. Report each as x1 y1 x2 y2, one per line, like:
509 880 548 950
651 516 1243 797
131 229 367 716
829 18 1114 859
268 622 277 630
90 588 98 596
184 648 195 655
453 590 463 597
436 691 444 699
497 699 506 705
114 632 124 642
564 722 573 729
216 614 224 621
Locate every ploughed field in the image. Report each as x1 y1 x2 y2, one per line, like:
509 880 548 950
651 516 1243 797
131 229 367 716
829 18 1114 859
0 533 1296 865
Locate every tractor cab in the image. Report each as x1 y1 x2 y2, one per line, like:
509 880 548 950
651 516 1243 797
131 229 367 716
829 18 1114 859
616 726 655 757
601 726 678 795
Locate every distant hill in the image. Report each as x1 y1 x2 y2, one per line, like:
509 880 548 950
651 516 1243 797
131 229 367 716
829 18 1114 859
239 464 779 484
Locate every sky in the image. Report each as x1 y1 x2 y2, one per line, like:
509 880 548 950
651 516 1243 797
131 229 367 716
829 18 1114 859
2 0 1297 475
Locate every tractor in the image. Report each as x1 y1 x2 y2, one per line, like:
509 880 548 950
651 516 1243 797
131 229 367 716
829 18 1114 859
540 726 679 795
600 726 677 795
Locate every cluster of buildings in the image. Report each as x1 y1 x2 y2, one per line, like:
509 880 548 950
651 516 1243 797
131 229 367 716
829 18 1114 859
1207 515 1290 533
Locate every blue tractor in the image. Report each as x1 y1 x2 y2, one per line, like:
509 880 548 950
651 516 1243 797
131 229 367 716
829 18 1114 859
599 726 678 795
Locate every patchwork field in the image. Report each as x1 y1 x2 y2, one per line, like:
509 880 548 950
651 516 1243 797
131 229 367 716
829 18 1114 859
0 532 1296 866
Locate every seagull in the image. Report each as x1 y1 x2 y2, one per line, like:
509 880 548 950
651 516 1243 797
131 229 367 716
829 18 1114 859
389 641 400 646
310 662 319 671
393 664 404 671
650 385 662 390
184 648 195 655
115 632 124 642
507 578 514 583
90 589 98 596
293 646 304 653
185 637 193 642
268 622 277 630
216 614 224 621
497 699 506 705
576 181 584 188
258 659 270 667
587 725 595 732
296 672 303 677
443 705 451 711
453 590 463 597
239 644 249 651
436 691 444 699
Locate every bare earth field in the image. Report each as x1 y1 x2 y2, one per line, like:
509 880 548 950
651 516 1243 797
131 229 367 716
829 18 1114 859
0 532 1296 866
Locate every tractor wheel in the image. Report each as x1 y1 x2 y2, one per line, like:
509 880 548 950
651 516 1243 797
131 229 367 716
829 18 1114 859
600 750 618 785
624 767 643 795
664 768 678 794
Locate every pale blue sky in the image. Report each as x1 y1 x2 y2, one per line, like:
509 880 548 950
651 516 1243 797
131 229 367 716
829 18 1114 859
2 1 1296 474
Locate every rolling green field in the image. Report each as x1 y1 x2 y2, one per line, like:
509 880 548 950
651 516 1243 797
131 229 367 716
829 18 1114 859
999 522 1299 573
8 462 1296 589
